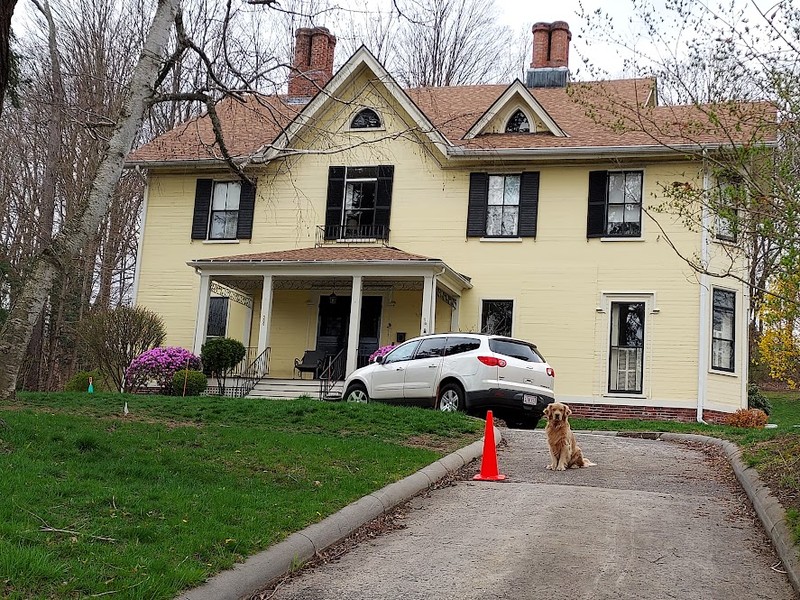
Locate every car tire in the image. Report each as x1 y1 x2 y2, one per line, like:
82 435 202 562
437 383 465 413
344 383 370 404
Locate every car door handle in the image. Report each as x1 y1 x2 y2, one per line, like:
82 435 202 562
396 367 404 371
428 364 438 368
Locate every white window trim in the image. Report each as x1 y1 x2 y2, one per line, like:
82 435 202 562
709 286 737 375
485 173 522 238
207 180 242 241
479 237 523 243
504 108 535 134
603 168 646 240
479 298 515 337
598 292 657 398
346 108 386 132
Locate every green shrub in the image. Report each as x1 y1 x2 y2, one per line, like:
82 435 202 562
64 370 109 393
171 370 208 397
748 383 772 415
201 338 246 395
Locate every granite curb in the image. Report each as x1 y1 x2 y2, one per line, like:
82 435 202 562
658 432 800 596
176 426 501 600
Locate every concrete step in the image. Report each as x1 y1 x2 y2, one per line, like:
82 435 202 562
247 379 343 400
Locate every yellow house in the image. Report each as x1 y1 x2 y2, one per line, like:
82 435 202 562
128 22 767 422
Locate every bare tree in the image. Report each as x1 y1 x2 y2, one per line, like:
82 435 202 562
393 0 516 87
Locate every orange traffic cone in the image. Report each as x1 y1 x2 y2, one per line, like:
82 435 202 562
473 410 506 481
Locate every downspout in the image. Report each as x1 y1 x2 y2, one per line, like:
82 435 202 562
697 157 711 424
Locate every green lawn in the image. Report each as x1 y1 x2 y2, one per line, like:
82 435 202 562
0 393 482 599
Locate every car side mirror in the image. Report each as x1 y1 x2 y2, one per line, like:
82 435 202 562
375 355 385 364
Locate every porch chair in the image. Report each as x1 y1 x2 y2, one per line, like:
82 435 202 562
294 349 325 379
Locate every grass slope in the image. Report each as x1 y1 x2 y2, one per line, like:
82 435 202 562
0 393 482 599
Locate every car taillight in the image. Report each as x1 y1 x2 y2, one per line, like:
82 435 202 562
546 367 555 377
478 356 506 367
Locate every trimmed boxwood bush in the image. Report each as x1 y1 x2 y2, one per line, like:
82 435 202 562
172 369 208 397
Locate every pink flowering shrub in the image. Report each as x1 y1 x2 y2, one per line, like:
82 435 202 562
369 344 396 363
126 347 202 393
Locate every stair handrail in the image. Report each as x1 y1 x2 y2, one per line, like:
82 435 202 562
239 346 271 396
318 349 346 400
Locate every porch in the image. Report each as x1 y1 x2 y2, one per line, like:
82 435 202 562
189 246 472 385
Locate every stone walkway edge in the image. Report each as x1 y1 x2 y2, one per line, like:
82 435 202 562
176 429 800 600
176 427 502 600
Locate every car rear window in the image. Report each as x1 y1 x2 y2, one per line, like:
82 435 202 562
444 336 481 356
489 338 544 363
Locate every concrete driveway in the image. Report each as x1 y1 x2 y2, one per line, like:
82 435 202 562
265 430 795 600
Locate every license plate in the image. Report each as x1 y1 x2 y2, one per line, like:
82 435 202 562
523 394 537 406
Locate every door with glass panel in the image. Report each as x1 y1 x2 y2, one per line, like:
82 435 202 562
608 302 645 394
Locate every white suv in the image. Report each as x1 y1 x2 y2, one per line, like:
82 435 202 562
341 333 556 428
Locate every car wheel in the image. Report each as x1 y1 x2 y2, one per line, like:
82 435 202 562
344 383 370 404
437 383 465 413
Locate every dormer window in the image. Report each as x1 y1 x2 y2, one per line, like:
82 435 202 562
505 109 531 133
351 108 382 129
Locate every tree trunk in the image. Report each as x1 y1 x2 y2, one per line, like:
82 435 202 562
0 0 180 401
0 0 18 116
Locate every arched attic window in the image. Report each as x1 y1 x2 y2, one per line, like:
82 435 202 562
505 109 531 133
350 108 382 129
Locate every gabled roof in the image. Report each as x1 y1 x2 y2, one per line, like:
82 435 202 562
127 48 776 167
462 79 566 139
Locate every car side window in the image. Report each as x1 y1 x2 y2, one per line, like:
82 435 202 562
444 336 481 356
383 341 419 364
414 338 446 360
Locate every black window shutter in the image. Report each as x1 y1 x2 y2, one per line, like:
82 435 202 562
518 172 540 237
236 179 256 239
191 179 213 240
325 166 346 240
587 170 608 238
467 173 488 237
375 165 394 239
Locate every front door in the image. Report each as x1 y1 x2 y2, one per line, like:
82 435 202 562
316 295 383 362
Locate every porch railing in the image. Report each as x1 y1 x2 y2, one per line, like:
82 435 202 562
205 346 271 398
315 224 389 246
229 346 260 378
319 349 346 400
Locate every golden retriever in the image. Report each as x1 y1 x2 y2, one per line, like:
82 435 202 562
543 402 595 470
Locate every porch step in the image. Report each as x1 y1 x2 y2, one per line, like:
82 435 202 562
246 378 344 400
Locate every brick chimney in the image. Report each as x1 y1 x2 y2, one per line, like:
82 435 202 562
288 27 337 98
527 21 571 88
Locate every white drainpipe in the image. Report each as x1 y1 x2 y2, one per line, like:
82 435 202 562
697 160 711 424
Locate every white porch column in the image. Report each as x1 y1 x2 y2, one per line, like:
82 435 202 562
346 275 363 375
420 274 435 335
193 274 211 355
450 297 460 332
257 275 273 357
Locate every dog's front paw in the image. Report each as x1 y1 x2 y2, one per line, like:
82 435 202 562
556 465 566 471
545 464 553 470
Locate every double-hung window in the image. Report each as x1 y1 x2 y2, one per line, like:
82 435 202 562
587 170 644 238
487 175 521 236
209 182 241 240
714 178 742 243
191 178 256 241
467 172 540 238
711 289 735 372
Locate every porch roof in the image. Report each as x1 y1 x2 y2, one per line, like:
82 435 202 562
188 246 473 291
192 246 442 264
